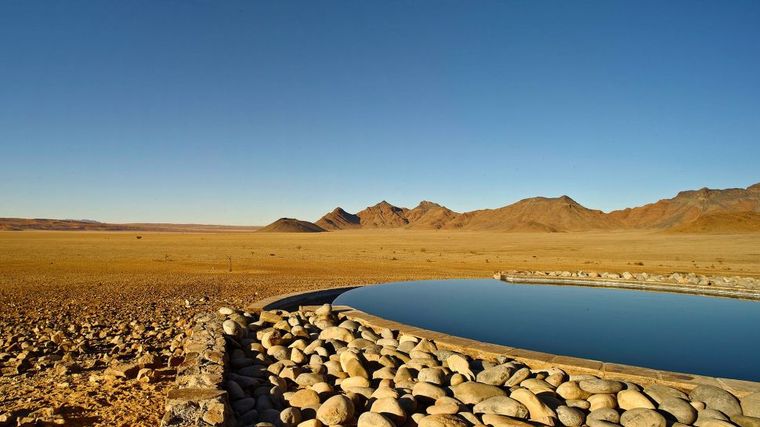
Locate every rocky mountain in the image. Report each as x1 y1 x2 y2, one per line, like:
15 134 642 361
444 196 619 232
5 182 758 233
405 201 460 229
355 201 410 228
258 218 325 233
309 182 760 233
609 183 760 229
315 208 361 231
668 211 760 233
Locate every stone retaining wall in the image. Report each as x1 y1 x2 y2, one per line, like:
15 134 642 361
162 281 760 426
233 296 759 427
246 287 760 398
494 271 760 301
161 313 235 426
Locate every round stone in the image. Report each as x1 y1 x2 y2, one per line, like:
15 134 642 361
223 319 242 337
451 381 507 405
566 400 591 410
589 394 618 411
476 365 513 386
426 397 462 415
557 382 592 400
316 395 354 425
315 304 332 316
481 414 535 427
417 414 469 427
280 408 302 427
588 408 620 423
510 388 557 426
689 385 743 417
617 390 655 410
219 307 235 315
473 396 530 419
557 406 586 427
318 327 354 343
620 409 666 427
580 379 625 394
587 420 622 427
358 412 395 427
370 397 407 424
659 397 697 424
643 385 688 404
412 382 447 402
418 367 446 385
505 368 531 387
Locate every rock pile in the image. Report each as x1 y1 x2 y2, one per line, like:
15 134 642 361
218 304 760 427
162 313 234 426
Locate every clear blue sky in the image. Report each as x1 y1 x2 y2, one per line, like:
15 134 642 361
1 1 759 225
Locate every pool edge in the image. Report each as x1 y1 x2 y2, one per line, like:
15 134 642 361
496 273 760 301
245 285 760 398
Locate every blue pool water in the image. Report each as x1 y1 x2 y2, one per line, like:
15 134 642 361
333 279 760 381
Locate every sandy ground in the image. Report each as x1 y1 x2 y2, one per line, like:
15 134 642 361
1 230 759 425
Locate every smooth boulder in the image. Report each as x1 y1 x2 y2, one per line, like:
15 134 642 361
620 409 666 427
316 395 355 425
659 397 697 424
689 385 743 417
358 412 395 427
451 382 507 405
418 414 469 427
557 406 586 427
473 396 530 418
580 379 625 394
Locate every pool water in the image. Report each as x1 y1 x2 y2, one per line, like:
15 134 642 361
333 279 760 381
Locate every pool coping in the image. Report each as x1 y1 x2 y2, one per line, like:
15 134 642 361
495 273 760 301
245 285 760 399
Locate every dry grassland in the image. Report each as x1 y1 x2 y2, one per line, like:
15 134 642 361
1 229 759 425
2 230 759 285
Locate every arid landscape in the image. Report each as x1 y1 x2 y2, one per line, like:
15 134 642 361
2 223 760 425
3 182 760 424
3 2 760 426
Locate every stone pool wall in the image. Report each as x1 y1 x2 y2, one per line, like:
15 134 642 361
160 285 760 426
221 301 760 427
494 271 760 301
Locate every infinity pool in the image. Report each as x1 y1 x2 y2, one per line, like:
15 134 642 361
333 279 760 381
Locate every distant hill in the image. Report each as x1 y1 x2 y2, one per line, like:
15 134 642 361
311 182 760 233
405 201 460 229
0 218 261 232
259 218 326 233
609 183 760 229
356 201 410 228
444 196 619 232
5 182 759 234
315 208 361 230
668 211 760 233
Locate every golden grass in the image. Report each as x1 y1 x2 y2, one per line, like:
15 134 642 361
2 229 759 283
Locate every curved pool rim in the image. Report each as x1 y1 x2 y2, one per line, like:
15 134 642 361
245 283 760 398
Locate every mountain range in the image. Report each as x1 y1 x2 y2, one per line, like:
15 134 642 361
3 182 759 233
260 182 760 233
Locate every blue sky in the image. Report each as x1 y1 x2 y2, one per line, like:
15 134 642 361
1 1 759 225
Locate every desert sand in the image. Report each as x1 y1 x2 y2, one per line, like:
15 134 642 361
1 229 759 425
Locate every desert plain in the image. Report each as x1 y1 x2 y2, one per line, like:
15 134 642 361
1 229 760 425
